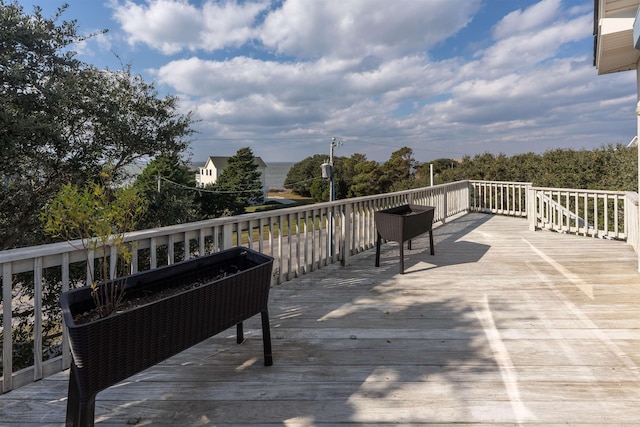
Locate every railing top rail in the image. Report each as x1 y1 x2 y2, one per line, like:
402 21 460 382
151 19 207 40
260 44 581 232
530 186 626 195
469 180 533 186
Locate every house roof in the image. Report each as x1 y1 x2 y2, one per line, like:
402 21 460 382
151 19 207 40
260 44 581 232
593 0 640 75
204 156 267 169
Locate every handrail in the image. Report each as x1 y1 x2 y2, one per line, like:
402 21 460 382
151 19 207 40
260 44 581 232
0 180 470 393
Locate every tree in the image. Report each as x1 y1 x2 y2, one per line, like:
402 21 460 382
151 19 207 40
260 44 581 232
433 145 636 192
380 147 417 192
211 147 264 216
350 159 384 197
0 2 193 250
284 154 327 196
134 153 199 228
413 158 458 187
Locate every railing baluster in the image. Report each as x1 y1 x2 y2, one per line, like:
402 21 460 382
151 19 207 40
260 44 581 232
2 262 13 393
33 257 43 382
61 253 71 370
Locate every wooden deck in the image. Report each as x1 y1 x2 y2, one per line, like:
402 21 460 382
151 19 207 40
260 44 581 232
1 213 639 426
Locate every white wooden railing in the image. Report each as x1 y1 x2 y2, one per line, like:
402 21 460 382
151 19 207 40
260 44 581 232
527 186 627 239
1 179 637 394
469 180 531 217
0 181 470 393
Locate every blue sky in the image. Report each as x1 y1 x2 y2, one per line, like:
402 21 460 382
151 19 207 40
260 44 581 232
15 0 637 163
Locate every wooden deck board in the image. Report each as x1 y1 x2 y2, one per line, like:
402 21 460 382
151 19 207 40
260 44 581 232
1 213 639 425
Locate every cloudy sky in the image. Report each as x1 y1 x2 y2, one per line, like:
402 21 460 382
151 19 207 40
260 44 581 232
16 0 638 163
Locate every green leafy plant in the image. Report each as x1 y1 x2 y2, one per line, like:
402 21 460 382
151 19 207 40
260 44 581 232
41 170 147 318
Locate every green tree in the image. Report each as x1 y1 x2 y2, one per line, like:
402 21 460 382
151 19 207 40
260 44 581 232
211 147 264 216
134 153 198 228
309 179 330 202
350 159 384 196
284 154 327 196
197 183 226 218
380 147 417 192
0 2 193 250
413 158 458 187
434 145 636 192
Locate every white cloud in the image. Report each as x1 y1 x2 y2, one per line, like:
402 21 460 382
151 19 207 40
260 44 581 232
259 0 482 59
481 12 592 72
492 0 561 39
128 0 637 161
111 0 269 54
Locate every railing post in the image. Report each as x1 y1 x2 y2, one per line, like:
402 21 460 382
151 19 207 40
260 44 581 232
442 187 448 224
2 262 13 393
527 187 537 231
341 204 351 266
33 257 43 382
222 223 234 250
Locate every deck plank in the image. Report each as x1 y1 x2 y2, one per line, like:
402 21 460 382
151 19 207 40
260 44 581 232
1 213 639 425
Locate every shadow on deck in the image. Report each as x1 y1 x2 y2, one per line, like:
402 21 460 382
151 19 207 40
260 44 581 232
1 213 639 425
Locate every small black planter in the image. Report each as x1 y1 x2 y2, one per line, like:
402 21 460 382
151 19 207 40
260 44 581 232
60 246 274 427
374 204 435 274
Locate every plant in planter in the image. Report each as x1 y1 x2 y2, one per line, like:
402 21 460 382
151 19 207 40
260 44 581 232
42 170 275 427
42 170 146 320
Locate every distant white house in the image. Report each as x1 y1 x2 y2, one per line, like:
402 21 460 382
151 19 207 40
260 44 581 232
195 156 268 196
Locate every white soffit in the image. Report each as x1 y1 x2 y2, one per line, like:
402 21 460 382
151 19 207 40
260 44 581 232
595 0 640 75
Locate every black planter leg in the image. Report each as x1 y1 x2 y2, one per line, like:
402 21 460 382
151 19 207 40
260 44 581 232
237 322 244 344
399 242 405 274
78 397 96 427
429 230 435 255
407 239 412 250
261 310 273 366
375 233 381 267
65 365 80 427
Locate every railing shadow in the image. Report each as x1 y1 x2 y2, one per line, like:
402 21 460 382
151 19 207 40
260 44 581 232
87 235 501 424
374 213 494 274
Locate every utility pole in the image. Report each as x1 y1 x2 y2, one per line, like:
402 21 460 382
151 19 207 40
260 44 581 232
329 137 342 202
321 137 342 258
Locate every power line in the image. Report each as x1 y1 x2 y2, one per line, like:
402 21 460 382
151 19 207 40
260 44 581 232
158 177 259 194
157 175 322 194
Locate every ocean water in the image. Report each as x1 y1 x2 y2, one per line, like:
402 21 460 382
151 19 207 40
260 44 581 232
265 162 294 190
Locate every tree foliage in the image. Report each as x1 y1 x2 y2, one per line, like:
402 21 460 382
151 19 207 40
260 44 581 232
435 145 637 191
379 147 418 192
285 148 419 201
199 147 264 217
134 153 199 229
285 144 637 201
284 154 327 197
0 1 193 249
41 168 147 317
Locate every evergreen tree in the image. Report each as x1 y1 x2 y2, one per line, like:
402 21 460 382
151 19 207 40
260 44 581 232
350 159 384 196
213 147 264 216
380 147 417 192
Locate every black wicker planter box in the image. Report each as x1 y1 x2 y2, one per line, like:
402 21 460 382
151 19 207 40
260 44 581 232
374 204 435 274
60 247 274 427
